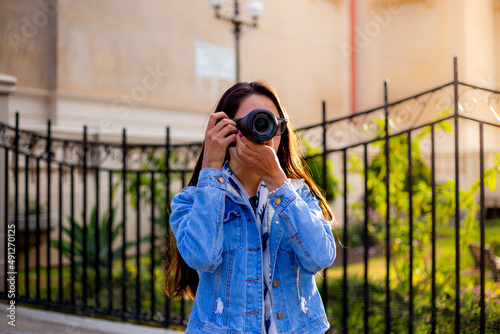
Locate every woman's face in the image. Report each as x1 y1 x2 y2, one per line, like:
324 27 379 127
233 93 282 152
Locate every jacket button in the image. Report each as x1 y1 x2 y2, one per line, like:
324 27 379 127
277 311 284 319
218 176 225 183
272 280 279 288
274 197 281 205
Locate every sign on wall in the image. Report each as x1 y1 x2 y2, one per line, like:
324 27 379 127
195 41 235 81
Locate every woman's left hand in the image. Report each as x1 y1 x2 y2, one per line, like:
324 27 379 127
234 133 287 192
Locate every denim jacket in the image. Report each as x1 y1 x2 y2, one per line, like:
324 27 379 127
170 167 336 334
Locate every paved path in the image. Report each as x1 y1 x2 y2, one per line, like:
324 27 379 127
0 302 183 334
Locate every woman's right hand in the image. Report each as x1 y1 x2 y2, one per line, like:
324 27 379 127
201 112 237 170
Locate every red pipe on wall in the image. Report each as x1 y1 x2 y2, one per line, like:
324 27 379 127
350 0 356 115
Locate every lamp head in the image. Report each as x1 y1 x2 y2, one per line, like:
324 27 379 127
247 1 264 19
209 0 225 9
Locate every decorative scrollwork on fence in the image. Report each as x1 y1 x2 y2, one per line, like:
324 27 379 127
388 85 454 133
0 124 15 150
62 141 85 166
433 90 454 115
0 124 50 159
0 82 497 175
458 89 479 115
358 109 386 137
170 144 203 172
488 93 500 123
298 86 461 154
458 85 500 124
300 127 322 150
327 122 348 148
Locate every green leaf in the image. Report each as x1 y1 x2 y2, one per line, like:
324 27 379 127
485 171 497 192
439 120 453 133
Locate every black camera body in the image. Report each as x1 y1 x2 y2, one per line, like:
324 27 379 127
218 108 286 145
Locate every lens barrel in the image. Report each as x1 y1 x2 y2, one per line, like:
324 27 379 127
236 108 278 144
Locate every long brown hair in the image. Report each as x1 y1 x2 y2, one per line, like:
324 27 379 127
164 81 333 299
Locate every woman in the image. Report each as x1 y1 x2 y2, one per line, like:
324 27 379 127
165 81 336 334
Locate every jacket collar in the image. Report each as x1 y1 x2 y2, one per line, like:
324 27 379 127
222 160 306 200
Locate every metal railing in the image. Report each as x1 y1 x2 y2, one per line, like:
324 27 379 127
1 58 499 333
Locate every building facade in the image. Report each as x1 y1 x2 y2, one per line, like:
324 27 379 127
1 0 498 144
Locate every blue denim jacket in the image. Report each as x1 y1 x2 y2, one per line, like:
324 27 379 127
170 167 336 334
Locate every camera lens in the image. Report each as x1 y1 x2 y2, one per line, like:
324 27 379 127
254 117 270 133
237 108 278 144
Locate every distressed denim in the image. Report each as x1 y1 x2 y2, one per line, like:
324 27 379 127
170 168 336 334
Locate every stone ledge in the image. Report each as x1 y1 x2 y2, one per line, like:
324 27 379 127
0 74 17 95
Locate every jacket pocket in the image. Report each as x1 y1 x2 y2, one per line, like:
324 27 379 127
222 210 242 253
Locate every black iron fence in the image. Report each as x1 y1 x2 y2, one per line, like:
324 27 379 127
1 59 500 333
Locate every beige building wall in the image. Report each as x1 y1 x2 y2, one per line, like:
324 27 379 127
1 0 498 142
357 0 499 110
0 0 349 143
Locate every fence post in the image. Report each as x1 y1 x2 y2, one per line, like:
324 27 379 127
82 125 88 309
0 74 17 294
479 122 485 334
121 128 127 318
321 101 328 308
383 80 391 334
453 56 461 334
165 126 171 326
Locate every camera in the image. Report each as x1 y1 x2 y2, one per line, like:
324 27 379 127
218 108 288 145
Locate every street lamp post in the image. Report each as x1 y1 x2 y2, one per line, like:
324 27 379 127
208 0 264 82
